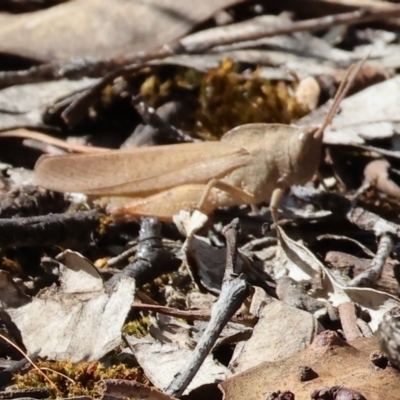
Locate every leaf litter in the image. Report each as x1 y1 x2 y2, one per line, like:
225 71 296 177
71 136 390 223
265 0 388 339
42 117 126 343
1 1 400 399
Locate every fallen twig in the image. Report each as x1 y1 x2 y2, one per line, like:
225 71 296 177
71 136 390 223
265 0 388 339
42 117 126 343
180 7 400 52
131 95 194 144
349 232 394 287
106 217 181 287
131 302 257 326
0 210 103 248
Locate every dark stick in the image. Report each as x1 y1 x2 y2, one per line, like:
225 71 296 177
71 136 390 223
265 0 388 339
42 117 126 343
0 210 103 248
131 302 257 326
131 96 194 144
106 217 181 287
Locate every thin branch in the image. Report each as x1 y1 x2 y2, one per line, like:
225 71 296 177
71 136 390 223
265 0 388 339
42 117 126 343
106 217 180 287
131 95 193 144
349 233 394 287
131 302 257 326
180 6 400 52
0 210 103 248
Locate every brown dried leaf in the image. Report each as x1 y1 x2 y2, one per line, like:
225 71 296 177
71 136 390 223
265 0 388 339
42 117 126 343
220 331 400 400
99 379 179 400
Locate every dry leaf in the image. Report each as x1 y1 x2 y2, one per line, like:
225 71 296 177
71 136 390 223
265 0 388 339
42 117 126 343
298 75 400 145
220 331 400 400
3 250 135 362
0 0 244 62
0 78 98 130
230 300 323 374
277 226 400 331
99 379 179 400
125 332 230 395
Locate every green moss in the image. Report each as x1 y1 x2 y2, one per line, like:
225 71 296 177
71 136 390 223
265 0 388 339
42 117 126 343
196 58 308 139
123 316 151 338
140 75 172 107
14 360 149 398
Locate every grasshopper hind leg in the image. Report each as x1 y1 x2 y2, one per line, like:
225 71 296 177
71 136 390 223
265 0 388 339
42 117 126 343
109 180 259 222
108 184 219 222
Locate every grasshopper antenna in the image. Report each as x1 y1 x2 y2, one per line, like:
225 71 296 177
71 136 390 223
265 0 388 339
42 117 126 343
313 54 369 140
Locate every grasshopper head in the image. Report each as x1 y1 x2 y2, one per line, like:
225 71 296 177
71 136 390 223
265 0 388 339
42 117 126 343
287 126 322 185
284 59 364 188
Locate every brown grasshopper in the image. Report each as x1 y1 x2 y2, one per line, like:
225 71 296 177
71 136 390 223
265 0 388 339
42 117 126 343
34 64 360 223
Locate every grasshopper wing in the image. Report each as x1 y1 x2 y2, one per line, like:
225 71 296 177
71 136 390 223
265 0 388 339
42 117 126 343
34 141 252 196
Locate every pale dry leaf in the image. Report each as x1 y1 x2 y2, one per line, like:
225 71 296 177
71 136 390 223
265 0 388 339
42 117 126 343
187 291 217 310
230 300 323 374
277 226 400 331
125 334 230 395
0 0 244 62
298 75 400 145
5 250 135 362
148 314 193 348
5 167 36 188
213 321 253 349
318 234 375 258
220 332 400 400
0 78 99 130
56 250 104 294
173 210 209 238
313 0 397 10
249 286 271 317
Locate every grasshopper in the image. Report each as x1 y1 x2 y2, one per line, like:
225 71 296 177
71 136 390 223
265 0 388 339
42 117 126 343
34 64 360 223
